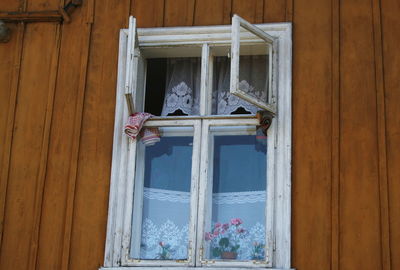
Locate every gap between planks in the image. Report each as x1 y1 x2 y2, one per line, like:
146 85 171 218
28 23 63 270
60 21 93 270
330 0 340 269
0 22 25 251
371 0 391 269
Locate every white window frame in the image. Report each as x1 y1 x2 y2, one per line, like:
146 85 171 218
101 16 292 270
230 14 277 113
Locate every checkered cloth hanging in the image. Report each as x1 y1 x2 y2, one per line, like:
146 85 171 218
124 112 160 146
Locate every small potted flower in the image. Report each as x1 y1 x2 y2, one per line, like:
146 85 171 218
251 242 265 260
156 241 174 260
205 218 247 260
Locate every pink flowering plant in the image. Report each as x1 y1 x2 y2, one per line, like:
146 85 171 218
205 218 247 258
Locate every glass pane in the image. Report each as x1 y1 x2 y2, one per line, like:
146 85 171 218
130 127 194 260
237 33 270 104
144 56 201 116
204 126 267 261
211 45 269 115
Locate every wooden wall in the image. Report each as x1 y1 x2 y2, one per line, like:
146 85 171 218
0 0 399 270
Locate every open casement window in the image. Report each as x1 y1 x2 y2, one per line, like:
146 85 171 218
103 15 292 270
230 15 277 114
125 16 145 114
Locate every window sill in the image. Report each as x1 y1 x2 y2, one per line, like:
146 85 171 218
100 267 295 270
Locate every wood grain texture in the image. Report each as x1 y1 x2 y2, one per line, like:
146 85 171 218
232 0 262 23
0 23 59 270
381 0 400 269
0 0 24 11
290 0 332 269
285 0 293 21
34 1 92 270
371 0 391 269
60 2 94 270
340 0 382 269
263 0 286 22
26 0 59 12
0 22 24 250
67 0 129 269
131 0 164 27
330 0 340 269
164 0 195 26
0 0 27 252
193 0 231 26
27 23 61 270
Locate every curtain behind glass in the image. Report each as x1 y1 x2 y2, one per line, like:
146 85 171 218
160 56 267 116
161 58 201 116
212 56 267 115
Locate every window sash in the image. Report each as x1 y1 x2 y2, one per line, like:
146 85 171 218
122 120 202 267
196 118 274 268
230 14 277 114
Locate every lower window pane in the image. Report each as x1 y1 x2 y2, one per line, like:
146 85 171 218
204 126 267 261
130 127 193 260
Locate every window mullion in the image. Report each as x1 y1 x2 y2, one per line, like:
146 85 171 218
189 120 203 266
195 119 211 266
200 44 210 116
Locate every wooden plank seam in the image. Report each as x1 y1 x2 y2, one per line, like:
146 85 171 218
0 22 25 250
29 23 63 270
330 0 340 269
371 0 391 269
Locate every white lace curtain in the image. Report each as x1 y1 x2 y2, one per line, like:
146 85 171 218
138 188 266 260
161 56 268 116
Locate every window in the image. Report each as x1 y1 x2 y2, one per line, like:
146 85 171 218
102 15 292 270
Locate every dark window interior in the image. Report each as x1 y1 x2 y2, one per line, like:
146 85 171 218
144 58 167 116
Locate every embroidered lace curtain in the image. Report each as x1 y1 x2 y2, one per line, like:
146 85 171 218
139 188 266 260
161 56 268 116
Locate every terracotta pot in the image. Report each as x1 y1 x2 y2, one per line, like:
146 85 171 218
221 251 238 259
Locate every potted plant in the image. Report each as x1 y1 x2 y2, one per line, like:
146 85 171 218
251 241 265 260
156 241 174 259
205 218 247 260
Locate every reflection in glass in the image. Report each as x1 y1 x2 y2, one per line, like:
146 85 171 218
204 126 267 261
130 127 193 260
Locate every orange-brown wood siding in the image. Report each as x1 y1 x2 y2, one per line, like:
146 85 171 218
0 0 398 269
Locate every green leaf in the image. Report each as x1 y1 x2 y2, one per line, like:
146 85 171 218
231 245 240 252
219 237 229 247
212 247 221 257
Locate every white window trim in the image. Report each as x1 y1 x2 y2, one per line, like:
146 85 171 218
102 18 292 270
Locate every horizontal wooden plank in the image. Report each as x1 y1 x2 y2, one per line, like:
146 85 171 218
0 11 63 22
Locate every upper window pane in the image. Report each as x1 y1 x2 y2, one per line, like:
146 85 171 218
143 46 202 116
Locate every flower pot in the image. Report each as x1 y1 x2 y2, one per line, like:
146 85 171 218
221 251 237 259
